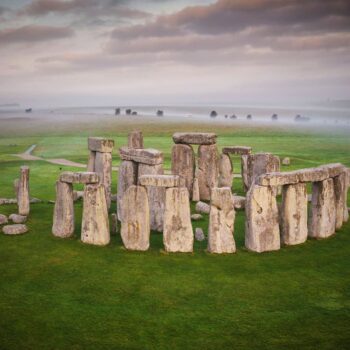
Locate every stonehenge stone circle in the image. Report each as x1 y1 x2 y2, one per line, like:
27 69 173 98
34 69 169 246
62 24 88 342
120 185 150 251
128 130 144 149
17 166 30 216
52 181 75 238
208 187 236 254
163 187 193 253
245 184 280 253
81 183 110 246
308 178 336 239
280 183 308 245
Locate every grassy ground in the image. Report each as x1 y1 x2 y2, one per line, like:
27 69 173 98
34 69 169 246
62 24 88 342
0 117 350 349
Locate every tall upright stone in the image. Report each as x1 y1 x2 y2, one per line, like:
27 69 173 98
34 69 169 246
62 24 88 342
120 185 150 251
171 144 195 198
308 178 336 239
117 160 138 220
87 151 96 172
95 151 112 209
52 181 75 238
192 177 200 202
241 154 250 191
333 171 348 228
128 131 144 149
218 153 233 188
138 163 165 232
17 166 30 216
245 184 280 252
163 187 193 252
208 187 236 253
280 183 308 245
81 184 110 245
197 144 219 201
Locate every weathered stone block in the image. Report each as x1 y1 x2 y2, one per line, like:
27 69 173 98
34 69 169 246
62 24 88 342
139 175 180 188
257 171 299 187
208 187 236 253
333 172 348 229
120 185 150 251
192 178 200 202
2 224 28 235
81 184 110 245
280 183 308 245
95 152 112 209
173 132 217 145
308 178 336 239
0 214 8 225
9 214 27 224
171 144 195 197
195 201 210 214
17 166 30 216
119 147 163 165
245 184 280 253
128 131 144 149
163 187 193 252
88 137 114 153
87 151 96 171
59 171 99 184
218 153 233 188
296 167 329 183
222 146 252 155
195 228 205 241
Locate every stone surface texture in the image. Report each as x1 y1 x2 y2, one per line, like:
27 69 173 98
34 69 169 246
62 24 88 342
2 224 28 235
95 152 112 208
119 147 163 165
333 172 348 229
128 131 144 149
218 153 233 188
173 132 217 145
17 166 30 216
195 201 210 214
139 174 180 188
192 178 200 202
87 151 96 172
88 137 114 153
222 146 252 155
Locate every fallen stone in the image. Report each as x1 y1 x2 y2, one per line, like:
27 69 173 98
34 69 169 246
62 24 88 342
295 167 329 183
0 198 17 205
138 163 165 232
257 171 299 187
171 144 195 197
282 157 290 165
222 146 252 155
88 137 114 153
17 166 30 216
9 214 27 224
195 228 206 241
117 160 137 221
119 146 163 165
192 178 200 202
173 132 217 145
81 183 110 245
59 171 99 184
2 224 28 235
245 184 280 253
195 201 210 214
52 181 75 238
95 152 112 208
333 171 348 229
218 153 233 188
191 214 203 221
0 214 8 225
241 154 250 192
120 185 150 251
208 187 236 253
139 175 180 188
198 144 219 200
308 178 336 239
320 163 346 178
233 195 245 209
163 187 193 252
30 198 42 204
280 183 308 245
128 130 144 149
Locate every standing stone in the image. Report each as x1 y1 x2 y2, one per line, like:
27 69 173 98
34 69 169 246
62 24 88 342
17 166 30 216
218 153 233 188
52 181 74 238
81 184 110 245
241 154 250 191
95 152 112 209
138 163 165 232
120 185 150 251
333 172 348 228
87 151 96 172
110 213 118 235
171 144 195 198
117 160 138 220
344 171 349 223
197 144 219 201
308 178 336 239
249 153 280 187
245 184 280 253
192 177 200 202
208 187 236 253
128 131 144 149
280 183 308 245
163 187 193 252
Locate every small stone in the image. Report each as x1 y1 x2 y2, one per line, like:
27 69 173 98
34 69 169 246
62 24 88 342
9 214 27 224
0 214 8 225
282 157 290 165
119 147 163 165
191 214 203 221
2 224 28 235
195 228 206 241
222 146 252 155
173 132 217 145
195 201 210 214
233 195 245 209
139 175 180 188
88 137 114 153
128 131 144 149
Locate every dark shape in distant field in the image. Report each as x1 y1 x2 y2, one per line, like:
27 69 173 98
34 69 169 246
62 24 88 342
157 110 164 116
295 114 310 122
230 114 237 119
246 114 252 120
126 109 132 115
115 108 120 115
25 108 32 113
132 111 138 115
272 113 278 120
210 110 217 118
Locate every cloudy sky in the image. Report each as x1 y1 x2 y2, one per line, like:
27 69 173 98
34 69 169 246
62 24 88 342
0 0 349 107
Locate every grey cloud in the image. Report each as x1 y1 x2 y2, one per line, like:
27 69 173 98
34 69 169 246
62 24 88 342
0 25 74 45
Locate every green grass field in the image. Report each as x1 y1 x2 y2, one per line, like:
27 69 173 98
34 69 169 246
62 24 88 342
0 117 350 349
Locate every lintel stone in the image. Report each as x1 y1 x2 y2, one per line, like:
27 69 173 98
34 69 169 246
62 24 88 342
172 132 217 145
139 175 180 187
